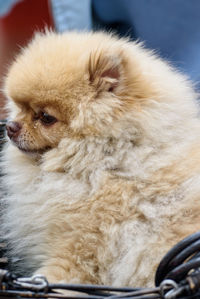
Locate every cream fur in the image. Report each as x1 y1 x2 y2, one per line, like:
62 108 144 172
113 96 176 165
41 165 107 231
1 31 200 287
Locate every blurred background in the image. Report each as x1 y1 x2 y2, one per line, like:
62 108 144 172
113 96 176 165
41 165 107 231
1 0 200 119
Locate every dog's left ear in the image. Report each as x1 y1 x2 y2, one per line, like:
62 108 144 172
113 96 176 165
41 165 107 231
88 50 123 93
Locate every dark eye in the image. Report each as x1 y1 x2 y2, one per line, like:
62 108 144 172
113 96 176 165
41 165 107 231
40 112 57 125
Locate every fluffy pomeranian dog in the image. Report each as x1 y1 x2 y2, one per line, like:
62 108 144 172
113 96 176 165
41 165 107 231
1 31 200 287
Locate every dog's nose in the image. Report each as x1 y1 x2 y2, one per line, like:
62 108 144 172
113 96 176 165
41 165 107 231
6 121 22 139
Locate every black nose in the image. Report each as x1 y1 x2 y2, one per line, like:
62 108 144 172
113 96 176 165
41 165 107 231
6 121 22 139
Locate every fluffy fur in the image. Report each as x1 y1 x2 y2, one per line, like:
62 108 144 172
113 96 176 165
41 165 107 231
1 31 200 287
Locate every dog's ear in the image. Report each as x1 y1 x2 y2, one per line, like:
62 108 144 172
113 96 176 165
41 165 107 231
88 50 123 93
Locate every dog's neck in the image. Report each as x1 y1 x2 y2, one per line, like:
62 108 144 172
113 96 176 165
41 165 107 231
40 109 200 185
41 136 135 176
40 134 172 184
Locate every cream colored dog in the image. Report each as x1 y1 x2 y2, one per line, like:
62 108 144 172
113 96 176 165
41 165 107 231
1 31 200 287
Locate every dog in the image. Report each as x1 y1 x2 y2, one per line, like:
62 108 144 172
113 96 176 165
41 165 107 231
1 31 200 287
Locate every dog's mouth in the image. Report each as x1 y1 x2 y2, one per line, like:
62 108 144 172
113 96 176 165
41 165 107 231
8 135 52 156
17 145 51 155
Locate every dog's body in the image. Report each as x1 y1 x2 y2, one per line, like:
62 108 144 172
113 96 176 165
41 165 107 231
1 31 200 287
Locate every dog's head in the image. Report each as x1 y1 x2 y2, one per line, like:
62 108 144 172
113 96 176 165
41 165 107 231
5 31 191 159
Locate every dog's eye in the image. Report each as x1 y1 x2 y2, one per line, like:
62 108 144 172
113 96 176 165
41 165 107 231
40 112 57 125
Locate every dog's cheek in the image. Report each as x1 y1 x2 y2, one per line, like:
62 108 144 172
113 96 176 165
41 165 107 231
40 124 67 146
